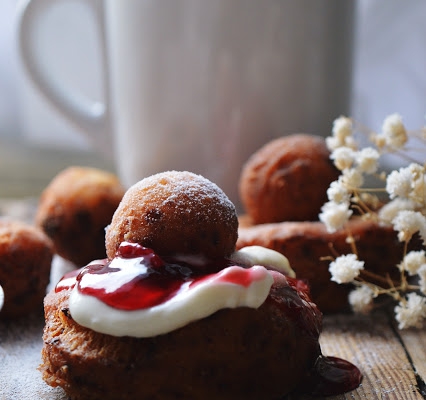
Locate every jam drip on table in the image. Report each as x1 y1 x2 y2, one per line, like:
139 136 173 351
302 355 363 396
266 279 362 396
55 241 362 396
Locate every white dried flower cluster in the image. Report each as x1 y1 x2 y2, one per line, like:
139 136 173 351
386 163 426 205
393 210 426 243
322 114 426 329
419 266 426 295
394 293 426 330
348 285 375 314
326 116 357 150
372 113 408 150
378 198 417 226
401 250 426 276
329 254 365 284
319 116 382 233
319 201 353 233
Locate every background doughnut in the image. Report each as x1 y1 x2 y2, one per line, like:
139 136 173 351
0 219 53 318
239 134 339 224
35 167 125 267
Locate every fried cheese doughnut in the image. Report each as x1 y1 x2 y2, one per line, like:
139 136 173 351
40 276 322 400
239 134 339 224
36 167 125 267
40 171 363 399
105 171 238 260
237 218 404 313
0 219 53 318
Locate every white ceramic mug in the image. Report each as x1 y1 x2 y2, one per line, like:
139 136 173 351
17 0 354 208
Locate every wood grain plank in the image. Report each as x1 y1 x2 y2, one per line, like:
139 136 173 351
316 312 423 400
398 327 426 393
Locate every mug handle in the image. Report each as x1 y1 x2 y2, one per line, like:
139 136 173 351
17 0 111 152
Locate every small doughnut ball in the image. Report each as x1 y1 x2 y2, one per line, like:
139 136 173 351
239 134 339 224
35 167 125 267
105 171 238 260
0 219 53 319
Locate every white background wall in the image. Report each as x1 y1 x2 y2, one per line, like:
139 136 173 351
0 0 425 196
351 0 426 132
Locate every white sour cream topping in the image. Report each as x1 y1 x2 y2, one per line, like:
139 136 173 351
230 246 295 278
0 284 4 312
67 246 294 338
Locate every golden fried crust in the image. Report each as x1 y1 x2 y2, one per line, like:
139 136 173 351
105 171 238 260
237 218 404 313
41 284 321 400
239 134 339 224
35 167 125 266
0 220 53 318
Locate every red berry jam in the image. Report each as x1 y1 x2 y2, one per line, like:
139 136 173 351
56 242 260 310
304 355 363 396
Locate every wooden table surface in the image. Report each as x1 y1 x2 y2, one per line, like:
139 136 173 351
316 313 426 400
1 199 425 399
1 309 425 399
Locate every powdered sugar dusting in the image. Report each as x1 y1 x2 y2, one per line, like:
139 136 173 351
130 170 237 222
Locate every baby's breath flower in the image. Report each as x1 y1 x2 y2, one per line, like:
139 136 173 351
386 166 414 199
344 136 358 150
326 116 357 151
411 179 426 206
323 114 426 329
386 163 426 206
378 198 416 226
329 254 364 284
331 147 356 171
400 250 426 276
409 164 426 205
359 192 380 210
349 285 375 314
394 292 426 329
408 163 425 179
393 210 426 242
340 168 364 189
355 147 380 174
326 136 358 152
332 116 353 140
370 132 386 149
325 136 341 152
319 201 353 233
381 113 408 149
327 180 351 203
418 265 426 295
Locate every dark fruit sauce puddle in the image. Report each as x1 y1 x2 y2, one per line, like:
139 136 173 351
56 242 362 396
